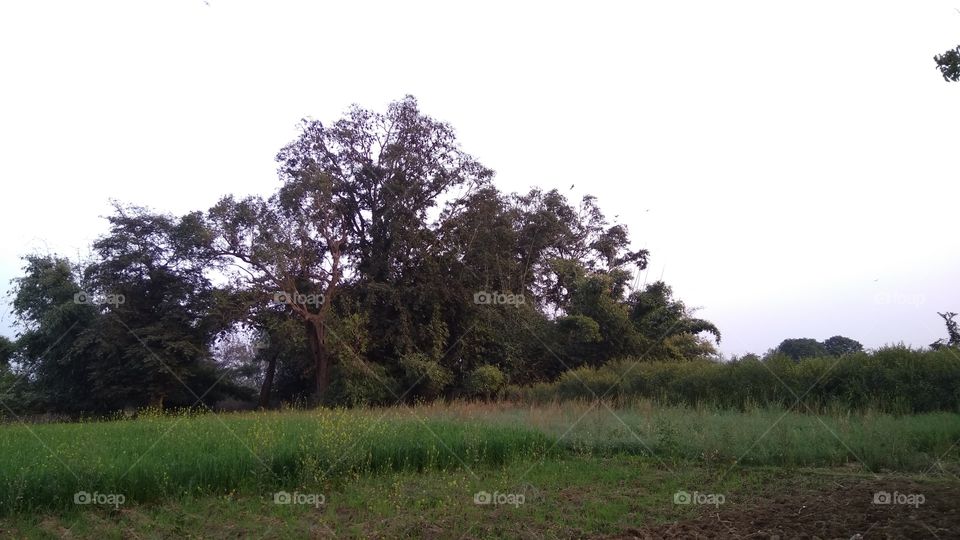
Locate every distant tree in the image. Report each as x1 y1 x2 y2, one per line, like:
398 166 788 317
935 46 960 82
731 353 761 363
931 311 960 349
822 335 864 356
774 338 827 361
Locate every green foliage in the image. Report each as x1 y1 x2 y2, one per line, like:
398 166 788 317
11 255 100 412
935 45 960 82
775 338 828 361
520 347 960 413
8 96 722 412
9 206 251 415
661 334 721 361
0 336 14 368
0 408 553 515
0 403 957 519
931 311 960 350
0 337 21 414
463 364 507 400
627 281 721 360
326 358 399 407
399 353 453 401
822 335 863 356
774 335 863 360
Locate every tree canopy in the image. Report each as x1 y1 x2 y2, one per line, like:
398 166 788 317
774 335 864 361
6 96 724 414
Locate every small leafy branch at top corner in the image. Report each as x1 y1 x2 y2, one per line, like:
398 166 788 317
930 311 960 350
934 45 960 82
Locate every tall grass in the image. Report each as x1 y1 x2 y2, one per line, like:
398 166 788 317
413 400 960 471
516 346 960 413
1 400 958 516
0 408 554 515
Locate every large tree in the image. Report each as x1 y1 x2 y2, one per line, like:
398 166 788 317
207 95 495 404
10 95 723 411
10 206 245 414
82 204 233 408
207 181 347 403
10 255 99 412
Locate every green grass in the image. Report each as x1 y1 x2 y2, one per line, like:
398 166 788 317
0 456 821 539
414 400 960 470
4 456 958 539
0 407 554 515
0 401 958 518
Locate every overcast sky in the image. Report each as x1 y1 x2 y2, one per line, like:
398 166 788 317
1 1 958 356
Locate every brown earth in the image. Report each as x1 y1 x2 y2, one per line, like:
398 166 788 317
609 477 960 540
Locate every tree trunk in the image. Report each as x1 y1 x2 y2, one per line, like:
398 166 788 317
149 392 165 409
306 318 330 405
258 351 278 409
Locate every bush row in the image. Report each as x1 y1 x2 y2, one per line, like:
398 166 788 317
514 346 960 413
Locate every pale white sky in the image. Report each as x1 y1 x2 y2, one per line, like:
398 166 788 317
1 0 958 355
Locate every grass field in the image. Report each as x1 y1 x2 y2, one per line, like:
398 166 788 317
1 401 959 538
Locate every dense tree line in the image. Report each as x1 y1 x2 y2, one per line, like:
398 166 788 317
4 97 721 414
772 336 864 361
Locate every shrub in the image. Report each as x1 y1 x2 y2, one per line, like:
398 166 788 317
326 358 399 407
515 346 960 413
464 365 507 400
399 353 453 402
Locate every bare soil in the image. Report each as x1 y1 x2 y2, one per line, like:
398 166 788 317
611 477 960 539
